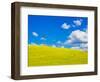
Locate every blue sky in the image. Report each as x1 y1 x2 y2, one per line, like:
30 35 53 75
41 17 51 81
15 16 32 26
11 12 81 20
28 15 88 50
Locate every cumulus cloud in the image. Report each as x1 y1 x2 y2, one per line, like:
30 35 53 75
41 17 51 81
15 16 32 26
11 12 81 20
80 43 88 48
65 30 88 51
68 30 87 43
61 23 70 29
71 43 88 51
73 19 82 26
64 39 72 45
32 32 38 37
80 43 88 51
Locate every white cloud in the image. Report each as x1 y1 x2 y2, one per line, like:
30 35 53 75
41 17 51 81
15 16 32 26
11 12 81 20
41 37 46 40
64 39 72 44
32 32 38 37
61 23 70 29
71 43 88 51
80 43 88 51
80 43 88 48
68 30 87 43
65 30 88 51
73 19 82 26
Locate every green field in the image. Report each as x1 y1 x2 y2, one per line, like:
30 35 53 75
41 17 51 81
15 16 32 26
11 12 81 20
28 45 88 67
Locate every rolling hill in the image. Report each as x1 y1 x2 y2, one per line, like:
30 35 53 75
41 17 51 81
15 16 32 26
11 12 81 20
28 45 88 67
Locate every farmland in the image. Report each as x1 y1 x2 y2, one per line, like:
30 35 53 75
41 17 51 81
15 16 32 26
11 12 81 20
28 45 88 67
